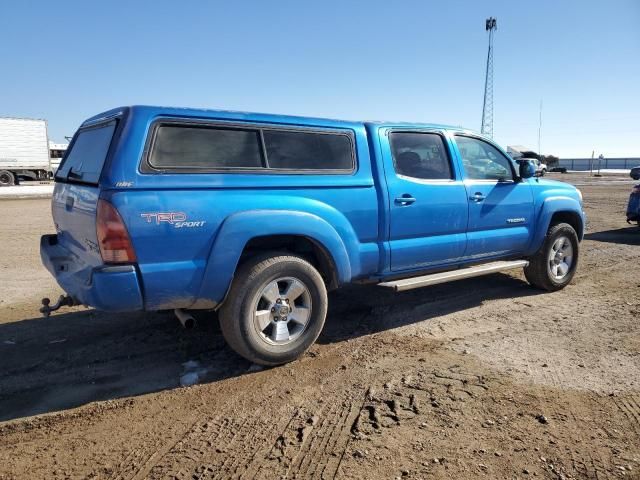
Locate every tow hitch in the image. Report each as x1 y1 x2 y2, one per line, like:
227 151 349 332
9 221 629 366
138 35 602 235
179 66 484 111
40 295 78 317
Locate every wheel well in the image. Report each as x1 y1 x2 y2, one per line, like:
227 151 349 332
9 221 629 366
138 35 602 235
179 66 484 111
240 235 339 290
550 211 583 238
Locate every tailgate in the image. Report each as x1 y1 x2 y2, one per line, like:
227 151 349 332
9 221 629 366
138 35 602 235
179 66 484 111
52 183 102 266
52 119 118 266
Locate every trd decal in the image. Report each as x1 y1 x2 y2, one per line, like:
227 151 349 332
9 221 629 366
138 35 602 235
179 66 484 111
140 212 206 228
506 217 526 224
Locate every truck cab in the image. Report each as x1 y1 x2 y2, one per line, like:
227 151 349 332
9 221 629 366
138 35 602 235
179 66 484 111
41 106 585 365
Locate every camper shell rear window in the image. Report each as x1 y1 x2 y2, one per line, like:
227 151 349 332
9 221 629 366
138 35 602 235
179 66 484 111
143 120 355 174
55 120 118 184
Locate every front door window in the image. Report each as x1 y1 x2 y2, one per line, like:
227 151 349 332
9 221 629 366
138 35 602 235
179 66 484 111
455 135 514 181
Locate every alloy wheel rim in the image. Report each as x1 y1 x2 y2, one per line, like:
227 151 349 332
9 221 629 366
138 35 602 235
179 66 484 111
252 276 312 346
548 236 573 280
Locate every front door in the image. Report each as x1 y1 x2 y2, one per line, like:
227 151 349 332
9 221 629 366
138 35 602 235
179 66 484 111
383 130 469 271
453 134 534 260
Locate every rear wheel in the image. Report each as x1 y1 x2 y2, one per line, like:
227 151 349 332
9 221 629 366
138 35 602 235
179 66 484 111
0 170 15 186
524 222 579 291
219 253 328 366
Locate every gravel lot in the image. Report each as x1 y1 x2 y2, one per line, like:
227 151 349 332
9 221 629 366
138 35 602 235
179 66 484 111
0 173 639 479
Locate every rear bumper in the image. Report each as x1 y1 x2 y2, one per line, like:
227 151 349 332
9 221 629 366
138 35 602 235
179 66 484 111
40 234 144 311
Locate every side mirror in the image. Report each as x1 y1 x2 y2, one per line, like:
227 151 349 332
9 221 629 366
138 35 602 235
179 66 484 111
518 159 536 179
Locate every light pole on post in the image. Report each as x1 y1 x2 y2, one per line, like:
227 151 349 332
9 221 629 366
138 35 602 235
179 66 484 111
597 154 604 177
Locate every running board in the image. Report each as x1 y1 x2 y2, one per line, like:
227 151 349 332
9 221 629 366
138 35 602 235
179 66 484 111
378 260 529 292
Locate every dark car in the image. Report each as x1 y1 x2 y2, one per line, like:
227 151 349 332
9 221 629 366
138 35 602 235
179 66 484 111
627 184 640 225
630 166 640 180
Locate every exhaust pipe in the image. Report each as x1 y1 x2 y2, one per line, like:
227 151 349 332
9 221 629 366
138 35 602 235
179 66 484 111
174 309 196 329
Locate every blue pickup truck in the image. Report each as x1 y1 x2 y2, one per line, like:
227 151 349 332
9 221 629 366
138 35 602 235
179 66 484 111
41 106 585 365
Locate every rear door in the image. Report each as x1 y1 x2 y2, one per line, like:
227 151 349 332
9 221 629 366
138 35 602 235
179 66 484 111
452 134 534 259
382 130 468 271
53 119 119 266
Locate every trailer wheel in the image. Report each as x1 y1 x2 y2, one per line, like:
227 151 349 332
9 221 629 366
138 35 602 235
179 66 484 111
0 170 15 186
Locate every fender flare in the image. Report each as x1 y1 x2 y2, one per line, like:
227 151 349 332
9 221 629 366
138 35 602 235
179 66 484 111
195 210 356 307
527 196 584 255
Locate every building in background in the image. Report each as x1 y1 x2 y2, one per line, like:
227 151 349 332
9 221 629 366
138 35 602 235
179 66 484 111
558 157 640 172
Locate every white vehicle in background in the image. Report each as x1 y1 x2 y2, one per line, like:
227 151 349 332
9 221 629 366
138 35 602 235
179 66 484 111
0 117 51 186
506 146 547 177
534 158 548 176
49 141 68 175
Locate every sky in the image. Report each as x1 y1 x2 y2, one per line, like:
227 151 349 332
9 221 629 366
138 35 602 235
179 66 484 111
1 0 639 158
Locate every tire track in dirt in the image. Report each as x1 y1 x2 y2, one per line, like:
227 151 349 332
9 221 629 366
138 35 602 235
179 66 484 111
216 405 299 480
525 388 615 479
522 333 617 480
247 391 363 480
143 406 289 479
615 394 640 435
135 390 364 480
288 397 360 479
112 419 200 480
569 435 613 480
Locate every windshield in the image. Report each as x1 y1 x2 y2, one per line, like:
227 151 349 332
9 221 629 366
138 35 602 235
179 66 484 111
55 120 117 184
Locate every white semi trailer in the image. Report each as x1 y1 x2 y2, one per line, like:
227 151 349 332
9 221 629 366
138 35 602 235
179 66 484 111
0 117 51 186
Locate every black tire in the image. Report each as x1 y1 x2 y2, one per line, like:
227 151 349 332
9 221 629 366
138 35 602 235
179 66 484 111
0 170 15 186
540 169 546 176
219 253 328 366
524 222 579 291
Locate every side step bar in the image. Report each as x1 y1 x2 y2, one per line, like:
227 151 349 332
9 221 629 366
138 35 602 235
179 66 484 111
378 260 529 292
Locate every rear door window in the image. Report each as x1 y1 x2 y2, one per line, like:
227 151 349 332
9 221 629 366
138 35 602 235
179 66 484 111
149 125 264 169
389 132 453 180
56 120 117 184
263 130 353 170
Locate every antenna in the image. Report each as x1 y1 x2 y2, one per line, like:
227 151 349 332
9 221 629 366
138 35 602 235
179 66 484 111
481 17 497 137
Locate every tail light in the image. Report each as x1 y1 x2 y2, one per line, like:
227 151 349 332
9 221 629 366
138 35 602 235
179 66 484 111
96 199 136 263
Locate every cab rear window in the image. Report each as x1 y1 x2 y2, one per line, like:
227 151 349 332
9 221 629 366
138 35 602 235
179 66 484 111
55 120 117 184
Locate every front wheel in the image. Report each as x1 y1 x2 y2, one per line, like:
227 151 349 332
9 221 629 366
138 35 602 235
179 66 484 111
524 222 579 291
218 253 328 366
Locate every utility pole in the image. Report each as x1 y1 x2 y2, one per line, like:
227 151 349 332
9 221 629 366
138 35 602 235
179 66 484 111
481 17 497 138
538 99 542 160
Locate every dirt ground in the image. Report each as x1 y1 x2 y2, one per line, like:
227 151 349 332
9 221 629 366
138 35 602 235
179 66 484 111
0 173 639 480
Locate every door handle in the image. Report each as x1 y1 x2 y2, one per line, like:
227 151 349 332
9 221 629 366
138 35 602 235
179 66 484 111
469 192 486 202
395 194 416 206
